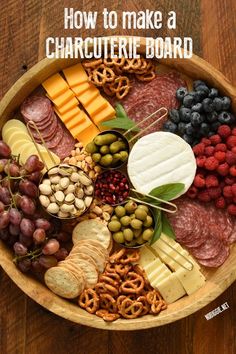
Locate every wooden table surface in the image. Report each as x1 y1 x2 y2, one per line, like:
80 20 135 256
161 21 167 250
0 0 236 353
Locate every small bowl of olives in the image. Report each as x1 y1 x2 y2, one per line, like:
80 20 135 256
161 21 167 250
107 200 156 248
85 130 129 169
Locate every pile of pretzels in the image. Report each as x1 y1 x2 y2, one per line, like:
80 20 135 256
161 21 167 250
82 57 156 100
78 248 167 322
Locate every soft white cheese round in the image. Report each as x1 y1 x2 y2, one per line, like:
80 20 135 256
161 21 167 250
127 132 196 199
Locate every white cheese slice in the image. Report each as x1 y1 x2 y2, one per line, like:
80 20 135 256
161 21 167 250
142 258 162 274
139 246 157 268
153 273 186 303
148 266 172 284
175 265 206 295
127 132 196 198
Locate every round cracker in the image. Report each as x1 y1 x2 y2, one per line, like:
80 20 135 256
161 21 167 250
65 258 98 289
44 266 84 299
73 239 109 259
72 220 111 249
66 251 98 270
74 244 106 273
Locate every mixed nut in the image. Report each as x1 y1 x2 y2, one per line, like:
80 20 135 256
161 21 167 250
38 164 94 219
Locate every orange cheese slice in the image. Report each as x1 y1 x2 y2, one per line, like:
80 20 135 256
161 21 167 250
42 73 69 99
77 85 99 106
74 122 100 146
71 82 93 96
84 95 108 117
65 111 87 130
92 103 116 125
46 90 75 108
55 96 79 115
63 64 88 87
54 106 81 124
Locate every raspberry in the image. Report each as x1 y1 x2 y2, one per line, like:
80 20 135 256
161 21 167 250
232 127 236 136
204 157 219 171
227 204 236 215
217 163 229 176
198 189 211 202
214 151 226 162
205 146 215 156
201 137 211 146
196 156 207 168
205 175 219 188
192 143 205 156
214 143 227 152
215 196 226 209
225 151 236 165
208 187 221 199
209 134 222 145
226 136 236 149
219 180 226 189
229 165 236 177
193 174 205 188
217 125 231 138
232 184 236 196
223 186 233 198
231 147 236 154
187 185 198 199
225 176 236 185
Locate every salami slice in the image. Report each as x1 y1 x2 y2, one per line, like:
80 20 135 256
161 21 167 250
44 122 64 149
190 236 223 260
196 246 230 268
29 113 58 141
21 96 52 121
51 128 75 160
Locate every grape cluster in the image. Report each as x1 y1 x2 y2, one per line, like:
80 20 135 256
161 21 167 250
0 141 69 273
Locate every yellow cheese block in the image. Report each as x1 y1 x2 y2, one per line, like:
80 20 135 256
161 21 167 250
63 64 88 87
71 82 94 96
92 102 116 125
47 89 74 108
73 120 100 146
54 106 81 124
65 111 87 130
42 74 69 99
77 85 99 106
154 273 186 304
84 95 108 117
55 96 79 115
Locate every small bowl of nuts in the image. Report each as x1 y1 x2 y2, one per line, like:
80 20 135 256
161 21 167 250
38 164 94 219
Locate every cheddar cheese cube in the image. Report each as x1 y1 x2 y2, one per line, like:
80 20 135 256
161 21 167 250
75 123 100 146
42 73 69 99
84 95 108 117
92 103 116 125
54 106 81 124
65 111 87 130
71 82 93 96
63 64 88 87
55 96 79 115
46 89 75 108
77 85 99 106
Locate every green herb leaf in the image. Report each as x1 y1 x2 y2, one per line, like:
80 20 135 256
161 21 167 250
161 213 175 239
149 183 185 201
101 103 139 131
150 210 162 245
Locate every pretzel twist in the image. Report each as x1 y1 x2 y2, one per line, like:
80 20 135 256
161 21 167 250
119 298 143 319
120 272 145 294
78 289 99 314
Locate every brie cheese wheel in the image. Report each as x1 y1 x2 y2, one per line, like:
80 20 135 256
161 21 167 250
127 132 196 198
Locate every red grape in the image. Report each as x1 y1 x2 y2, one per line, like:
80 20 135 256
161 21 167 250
0 211 10 229
19 179 38 198
38 255 57 269
19 233 33 247
0 201 5 213
17 258 31 272
33 228 46 244
0 228 9 241
54 248 68 261
0 186 11 205
0 141 11 158
13 242 27 256
55 231 71 242
31 259 44 273
42 239 60 255
24 155 44 173
28 171 42 184
35 218 51 231
9 223 20 236
4 163 20 177
20 218 35 237
9 208 22 225
19 196 36 215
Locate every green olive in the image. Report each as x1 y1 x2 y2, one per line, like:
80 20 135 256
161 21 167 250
99 154 113 167
108 220 121 232
111 153 121 166
130 213 136 220
94 133 117 146
142 228 154 241
135 208 147 221
125 240 137 247
137 205 149 213
143 215 153 227
115 205 126 218
109 141 127 154
85 141 98 154
120 215 131 226
136 235 145 245
130 219 143 229
113 231 125 244
111 215 119 221
119 150 129 162
125 201 137 214
100 145 110 155
92 153 101 163
123 228 134 241
133 229 142 238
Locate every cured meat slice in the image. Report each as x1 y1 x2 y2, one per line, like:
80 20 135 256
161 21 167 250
51 128 75 160
21 96 52 121
197 246 230 268
30 113 58 142
190 237 223 260
44 122 64 149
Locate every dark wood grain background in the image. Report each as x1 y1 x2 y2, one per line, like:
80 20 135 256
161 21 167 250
0 0 236 353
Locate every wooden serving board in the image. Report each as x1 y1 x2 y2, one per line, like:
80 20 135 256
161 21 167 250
0 37 236 330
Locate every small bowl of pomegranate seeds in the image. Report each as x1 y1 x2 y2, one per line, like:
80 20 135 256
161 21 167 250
94 170 130 206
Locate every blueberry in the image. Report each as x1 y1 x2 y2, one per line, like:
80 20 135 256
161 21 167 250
182 134 193 145
191 103 202 112
211 121 221 132
179 107 191 122
206 111 218 123
195 85 210 99
191 112 204 126
208 88 218 99
176 87 188 101
178 122 186 135
218 111 235 124
221 96 231 110
200 122 210 136
213 97 222 111
183 94 195 108
185 123 195 136
169 109 180 123
208 131 215 137
163 120 178 133
202 98 214 113
193 80 207 89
